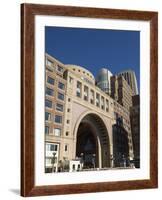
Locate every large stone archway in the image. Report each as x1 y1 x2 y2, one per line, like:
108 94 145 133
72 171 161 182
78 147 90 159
75 113 110 169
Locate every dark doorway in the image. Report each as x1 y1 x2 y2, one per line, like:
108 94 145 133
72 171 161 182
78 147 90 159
76 122 98 169
76 113 110 169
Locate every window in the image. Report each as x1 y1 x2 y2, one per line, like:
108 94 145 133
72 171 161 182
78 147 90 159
67 108 70 112
45 112 51 121
101 96 105 110
76 81 82 97
84 86 88 101
106 99 109 112
46 87 54 96
72 164 75 170
57 65 63 72
58 92 64 101
96 93 100 107
46 59 53 67
55 115 62 124
58 82 65 90
50 144 58 151
56 103 63 112
65 131 69 136
69 76 73 83
47 76 54 85
68 98 71 102
53 128 61 136
90 90 94 104
67 120 70 124
46 143 58 151
45 99 52 108
45 158 52 165
46 67 53 72
65 144 68 151
45 126 49 134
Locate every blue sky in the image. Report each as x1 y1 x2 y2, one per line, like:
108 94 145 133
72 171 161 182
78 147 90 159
45 26 140 89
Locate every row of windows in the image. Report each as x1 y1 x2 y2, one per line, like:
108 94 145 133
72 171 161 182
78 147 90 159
46 142 68 154
46 80 65 91
45 125 70 137
46 114 70 125
46 59 64 73
45 114 63 125
46 143 58 151
45 104 64 118
76 81 109 112
45 127 61 136
46 89 65 99
45 94 64 107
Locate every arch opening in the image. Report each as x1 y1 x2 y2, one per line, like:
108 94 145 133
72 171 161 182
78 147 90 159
76 113 110 169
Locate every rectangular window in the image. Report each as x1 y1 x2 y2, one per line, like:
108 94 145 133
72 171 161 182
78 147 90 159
57 65 63 72
45 126 49 134
46 59 53 67
84 86 88 101
45 99 52 108
69 76 73 83
45 158 52 165
90 90 94 104
101 96 105 110
56 103 63 112
58 92 64 101
46 144 50 151
53 128 61 136
96 93 100 107
47 76 54 85
76 81 82 97
50 144 58 151
45 112 51 121
46 143 58 151
58 82 65 90
55 115 62 124
65 144 68 152
106 99 109 112
46 87 54 96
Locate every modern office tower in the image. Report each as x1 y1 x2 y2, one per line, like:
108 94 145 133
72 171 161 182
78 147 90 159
130 95 140 168
111 75 133 111
111 75 135 165
96 68 112 95
118 70 138 95
113 101 134 164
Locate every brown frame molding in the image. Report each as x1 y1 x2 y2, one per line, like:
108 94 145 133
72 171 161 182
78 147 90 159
21 3 158 197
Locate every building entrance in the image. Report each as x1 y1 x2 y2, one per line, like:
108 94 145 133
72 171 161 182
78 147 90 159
76 113 110 169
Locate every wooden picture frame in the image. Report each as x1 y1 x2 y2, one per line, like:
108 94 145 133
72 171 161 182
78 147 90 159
21 3 158 197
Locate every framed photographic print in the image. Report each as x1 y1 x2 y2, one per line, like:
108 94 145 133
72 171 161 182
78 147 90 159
21 3 158 197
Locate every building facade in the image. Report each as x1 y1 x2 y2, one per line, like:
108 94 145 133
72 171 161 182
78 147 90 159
45 53 137 172
111 75 133 111
118 70 139 95
130 95 140 168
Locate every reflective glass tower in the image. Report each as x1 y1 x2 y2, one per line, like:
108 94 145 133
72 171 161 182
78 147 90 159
96 68 112 95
